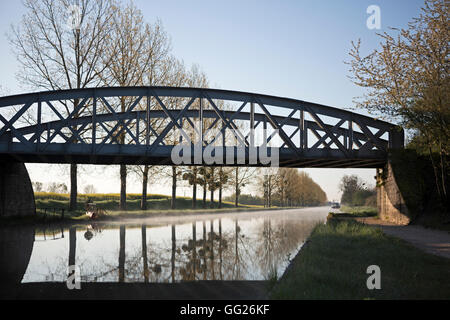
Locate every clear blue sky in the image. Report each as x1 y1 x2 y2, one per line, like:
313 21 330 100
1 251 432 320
0 0 425 200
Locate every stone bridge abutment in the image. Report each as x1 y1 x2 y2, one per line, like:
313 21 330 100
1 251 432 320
376 161 411 225
0 162 36 217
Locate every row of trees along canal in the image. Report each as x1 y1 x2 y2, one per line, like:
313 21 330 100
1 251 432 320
10 0 327 211
33 166 327 210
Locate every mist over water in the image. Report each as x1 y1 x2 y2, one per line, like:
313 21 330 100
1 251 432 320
2 208 329 286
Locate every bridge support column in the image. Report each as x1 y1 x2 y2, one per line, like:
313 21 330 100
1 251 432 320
376 161 410 225
0 162 36 218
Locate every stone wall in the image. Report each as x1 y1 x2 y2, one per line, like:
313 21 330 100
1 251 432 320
376 162 411 225
0 162 36 217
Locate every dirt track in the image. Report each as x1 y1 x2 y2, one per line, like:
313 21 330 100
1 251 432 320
357 217 450 259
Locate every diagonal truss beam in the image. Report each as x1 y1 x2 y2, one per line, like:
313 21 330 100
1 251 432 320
147 95 196 152
203 92 248 147
305 106 350 157
310 119 346 149
254 96 301 157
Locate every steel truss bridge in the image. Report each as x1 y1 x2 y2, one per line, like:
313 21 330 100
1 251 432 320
0 87 403 168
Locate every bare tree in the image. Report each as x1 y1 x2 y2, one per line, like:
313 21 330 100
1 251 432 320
231 167 257 207
255 168 326 207
128 165 163 210
9 0 115 210
32 181 44 192
48 182 68 193
256 167 277 207
97 2 171 210
217 167 231 208
176 65 213 208
83 184 96 194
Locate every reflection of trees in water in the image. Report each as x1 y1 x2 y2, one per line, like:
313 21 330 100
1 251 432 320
72 225 121 283
34 225 65 241
176 220 235 281
174 219 256 281
255 219 316 279
27 252 67 282
119 224 183 283
22 217 320 283
123 225 169 283
216 220 249 280
116 218 316 282
25 225 66 282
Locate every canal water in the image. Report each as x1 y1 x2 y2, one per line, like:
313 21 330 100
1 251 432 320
1 207 328 289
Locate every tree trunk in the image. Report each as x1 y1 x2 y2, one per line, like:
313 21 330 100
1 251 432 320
119 225 125 282
219 167 223 208
69 80 80 212
68 226 76 268
171 166 177 209
119 97 127 210
171 225 175 282
429 147 443 201
235 168 239 207
192 223 196 278
219 184 222 209
202 184 207 208
439 142 447 201
268 176 272 207
141 165 149 210
69 164 77 211
210 168 214 208
202 221 207 280
120 164 127 210
192 168 197 209
219 219 223 280
142 225 148 282
192 181 197 209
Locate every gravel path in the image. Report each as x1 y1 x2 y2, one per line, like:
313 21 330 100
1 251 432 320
357 217 450 259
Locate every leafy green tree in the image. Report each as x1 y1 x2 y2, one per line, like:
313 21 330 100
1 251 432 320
347 0 449 209
268 169 326 207
339 175 364 205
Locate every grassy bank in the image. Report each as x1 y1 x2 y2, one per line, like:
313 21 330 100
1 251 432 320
0 192 289 224
341 205 377 216
35 193 241 218
271 219 450 299
327 205 377 221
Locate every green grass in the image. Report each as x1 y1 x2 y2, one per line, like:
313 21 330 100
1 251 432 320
271 219 450 299
34 192 176 202
18 192 287 224
331 205 378 218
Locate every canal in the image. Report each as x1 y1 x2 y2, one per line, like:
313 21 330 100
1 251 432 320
0 207 329 299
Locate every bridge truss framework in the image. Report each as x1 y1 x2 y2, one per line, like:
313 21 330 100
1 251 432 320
0 87 403 168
